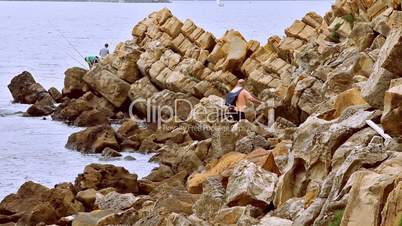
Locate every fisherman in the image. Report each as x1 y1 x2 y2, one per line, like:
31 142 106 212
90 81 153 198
225 79 262 121
99 43 110 58
84 56 99 68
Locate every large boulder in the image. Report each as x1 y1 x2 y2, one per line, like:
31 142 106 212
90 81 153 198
341 153 402 226
381 181 402 226
256 216 293 226
380 29 402 77
112 40 142 83
71 209 116 226
0 181 84 225
83 66 131 107
245 148 281 175
187 152 246 194
48 87 62 103
25 101 55 116
95 191 137 211
63 67 89 98
331 88 369 119
349 22 375 51
214 205 259 225
7 71 47 104
192 176 225 222
292 107 380 175
74 164 139 194
362 29 401 109
208 30 248 74
147 89 199 121
381 81 402 137
53 92 114 126
188 95 227 125
225 160 278 208
128 77 159 116
65 125 119 153
25 92 56 117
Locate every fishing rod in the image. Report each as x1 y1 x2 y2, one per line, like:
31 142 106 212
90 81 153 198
46 25 88 69
47 20 87 63
64 49 88 69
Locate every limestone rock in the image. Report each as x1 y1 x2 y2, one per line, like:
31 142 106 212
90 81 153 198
328 17 352 39
188 95 226 124
155 127 191 144
332 88 369 119
74 164 138 194
53 92 114 126
350 22 375 50
214 205 259 225
362 29 401 109
128 77 159 116
225 160 278 208
95 207 139 226
192 176 225 221
341 170 395 226
285 20 317 42
291 76 324 116
63 67 89 98
116 119 140 138
381 83 402 137
17 203 58 226
209 125 237 160
209 30 248 73
381 29 402 77
380 181 402 226
72 209 116 226
187 152 246 194
0 181 84 226
292 108 380 173
83 66 131 107
124 156 136 161
145 165 174 183
7 71 47 104
271 197 304 221
245 148 281 175
65 125 119 154
95 191 137 211
148 89 199 121
113 41 142 83
101 147 122 158
235 134 271 154
302 12 323 29
76 188 97 210
165 213 194 226
48 87 62 102
256 216 292 226
73 109 109 127
26 100 55 116
341 153 402 226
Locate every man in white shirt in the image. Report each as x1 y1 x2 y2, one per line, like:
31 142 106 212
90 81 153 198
99 43 109 58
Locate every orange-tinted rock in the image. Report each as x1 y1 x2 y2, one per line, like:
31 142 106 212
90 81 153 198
187 152 246 193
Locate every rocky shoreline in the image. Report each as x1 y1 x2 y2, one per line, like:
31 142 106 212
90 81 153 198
2 1 402 225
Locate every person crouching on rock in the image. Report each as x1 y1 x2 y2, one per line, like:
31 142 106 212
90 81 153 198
85 56 100 69
225 79 262 121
